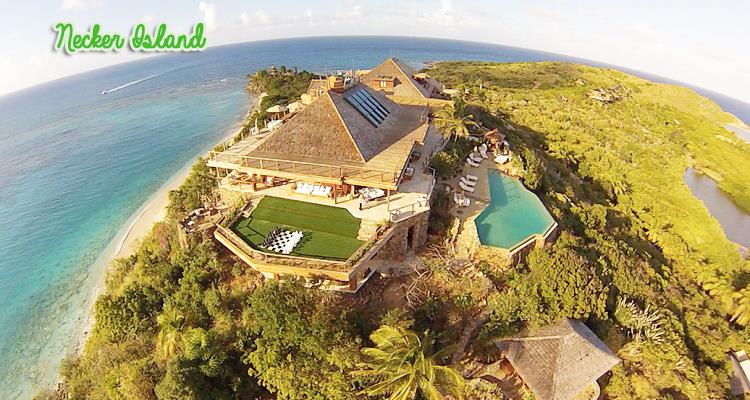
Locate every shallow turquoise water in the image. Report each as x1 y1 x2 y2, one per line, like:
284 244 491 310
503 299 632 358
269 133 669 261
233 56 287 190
474 170 555 249
0 36 748 399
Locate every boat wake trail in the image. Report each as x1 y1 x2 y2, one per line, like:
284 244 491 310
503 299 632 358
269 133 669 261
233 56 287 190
101 73 163 95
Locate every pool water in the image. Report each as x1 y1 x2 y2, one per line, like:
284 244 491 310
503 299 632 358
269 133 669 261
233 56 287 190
474 170 555 249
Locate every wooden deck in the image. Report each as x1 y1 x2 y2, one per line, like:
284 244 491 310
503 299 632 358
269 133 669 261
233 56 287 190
208 151 402 189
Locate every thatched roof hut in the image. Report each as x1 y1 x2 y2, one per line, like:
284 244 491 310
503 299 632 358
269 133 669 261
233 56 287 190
266 104 287 114
494 319 620 400
484 129 505 144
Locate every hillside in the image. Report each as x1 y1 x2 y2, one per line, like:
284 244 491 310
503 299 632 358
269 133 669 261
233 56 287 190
428 61 750 398
43 62 750 400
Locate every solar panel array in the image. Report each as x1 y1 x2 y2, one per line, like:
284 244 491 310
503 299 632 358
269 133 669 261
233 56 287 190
344 88 390 127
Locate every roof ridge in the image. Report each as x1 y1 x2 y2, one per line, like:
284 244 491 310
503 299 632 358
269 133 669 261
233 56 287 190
324 91 367 163
387 58 429 98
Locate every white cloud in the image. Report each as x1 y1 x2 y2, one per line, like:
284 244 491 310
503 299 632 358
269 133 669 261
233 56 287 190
240 10 272 27
436 0 455 26
198 2 217 31
255 10 270 25
60 0 102 11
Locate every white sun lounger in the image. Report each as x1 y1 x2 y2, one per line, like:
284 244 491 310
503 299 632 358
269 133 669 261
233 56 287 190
494 154 510 164
469 153 483 163
466 158 479 168
459 181 475 193
453 192 471 207
460 176 476 187
465 174 479 181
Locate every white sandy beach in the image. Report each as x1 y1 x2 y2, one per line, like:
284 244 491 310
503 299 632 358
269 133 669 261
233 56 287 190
71 96 257 356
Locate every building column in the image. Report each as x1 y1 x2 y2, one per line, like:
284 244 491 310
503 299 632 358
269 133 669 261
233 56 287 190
386 189 391 213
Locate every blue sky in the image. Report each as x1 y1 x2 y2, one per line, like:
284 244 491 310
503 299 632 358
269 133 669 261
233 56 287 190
2 0 749 102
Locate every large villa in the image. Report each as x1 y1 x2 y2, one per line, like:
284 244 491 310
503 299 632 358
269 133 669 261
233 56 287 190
208 58 450 292
207 57 558 292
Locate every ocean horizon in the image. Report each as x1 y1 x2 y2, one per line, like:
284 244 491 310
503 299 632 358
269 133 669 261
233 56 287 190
1 35 748 399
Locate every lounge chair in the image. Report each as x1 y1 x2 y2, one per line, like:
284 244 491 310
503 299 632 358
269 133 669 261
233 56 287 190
453 192 464 207
466 174 479 181
460 176 476 187
459 181 475 193
452 192 469 207
494 154 510 164
466 158 479 168
469 153 483 163
479 143 489 159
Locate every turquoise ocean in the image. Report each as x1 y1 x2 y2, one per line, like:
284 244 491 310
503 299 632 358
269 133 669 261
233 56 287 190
0 36 748 398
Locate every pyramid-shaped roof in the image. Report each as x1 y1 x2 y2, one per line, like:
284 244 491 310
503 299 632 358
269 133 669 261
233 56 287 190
494 319 620 400
360 58 440 99
250 84 427 167
252 90 366 163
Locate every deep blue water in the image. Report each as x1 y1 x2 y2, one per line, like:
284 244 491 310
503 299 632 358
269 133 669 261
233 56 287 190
1 36 749 399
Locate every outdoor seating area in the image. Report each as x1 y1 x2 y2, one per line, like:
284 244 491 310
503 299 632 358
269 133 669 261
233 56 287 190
260 227 304 254
180 204 229 233
359 187 386 201
294 182 333 197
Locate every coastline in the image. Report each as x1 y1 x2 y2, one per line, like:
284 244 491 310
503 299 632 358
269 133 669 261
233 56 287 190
71 94 258 358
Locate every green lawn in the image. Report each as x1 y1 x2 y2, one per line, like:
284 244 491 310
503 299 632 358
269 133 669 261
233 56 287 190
231 196 364 261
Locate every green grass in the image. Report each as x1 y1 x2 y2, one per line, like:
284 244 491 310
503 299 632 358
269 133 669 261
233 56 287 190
231 196 364 261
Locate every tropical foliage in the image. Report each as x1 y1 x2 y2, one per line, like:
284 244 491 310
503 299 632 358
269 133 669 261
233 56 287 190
433 98 478 141
355 326 464 400
428 61 750 399
44 62 750 400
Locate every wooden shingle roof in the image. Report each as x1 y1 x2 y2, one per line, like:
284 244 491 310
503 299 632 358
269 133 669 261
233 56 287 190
250 84 428 170
253 91 366 164
360 58 436 99
494 319 620 400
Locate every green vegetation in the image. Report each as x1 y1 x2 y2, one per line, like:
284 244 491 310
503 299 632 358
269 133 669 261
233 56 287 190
247 66 318 125
428 61 750 399
433 98 477 141
429 138 470 179
231 196 364 261
355 326 464 400
166 158 216 219
48 61 750 400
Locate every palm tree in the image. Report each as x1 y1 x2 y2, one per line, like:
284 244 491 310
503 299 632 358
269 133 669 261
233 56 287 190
433 98 478 141
156 307 185 359
732 287 750 326
355 325 464 400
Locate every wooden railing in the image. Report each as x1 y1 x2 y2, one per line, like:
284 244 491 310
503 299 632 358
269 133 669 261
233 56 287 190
208 151 400 185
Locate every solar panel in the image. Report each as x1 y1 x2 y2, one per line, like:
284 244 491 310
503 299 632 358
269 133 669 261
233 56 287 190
345 95 381 127
352 91 387 121
344 88 391 127
357 89 389 115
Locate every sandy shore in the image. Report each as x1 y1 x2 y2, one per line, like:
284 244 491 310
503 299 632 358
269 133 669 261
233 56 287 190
71 95 258 356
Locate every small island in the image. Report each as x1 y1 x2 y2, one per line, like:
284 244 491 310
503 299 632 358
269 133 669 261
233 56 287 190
41 59 750 400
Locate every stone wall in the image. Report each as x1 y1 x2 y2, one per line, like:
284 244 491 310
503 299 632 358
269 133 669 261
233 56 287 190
218 186 253 209
375 210 429 260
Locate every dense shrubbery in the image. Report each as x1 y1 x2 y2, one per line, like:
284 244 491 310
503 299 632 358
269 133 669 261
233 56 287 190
246 67 317 124
166 158 216 219
429 61 750 399
430 138 470 179
49 62 750 400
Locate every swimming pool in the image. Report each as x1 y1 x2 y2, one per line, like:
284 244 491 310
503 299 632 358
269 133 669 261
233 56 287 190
474 170 555 249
